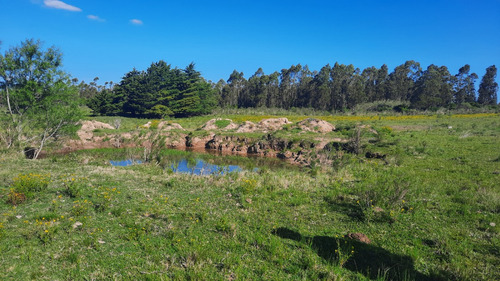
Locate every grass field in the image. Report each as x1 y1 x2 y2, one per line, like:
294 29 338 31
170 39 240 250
0 113 499 280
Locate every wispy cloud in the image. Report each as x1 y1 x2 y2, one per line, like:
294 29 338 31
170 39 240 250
43 0 81 12
130 19 143 25
87 15 105 22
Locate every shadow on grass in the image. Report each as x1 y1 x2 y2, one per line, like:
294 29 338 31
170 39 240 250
273 227 444 281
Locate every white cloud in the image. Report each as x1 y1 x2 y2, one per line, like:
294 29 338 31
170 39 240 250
87 15 105 22
130 19 143 25
43 0 81 12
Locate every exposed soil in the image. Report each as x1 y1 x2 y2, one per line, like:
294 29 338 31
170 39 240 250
257 118 292 132
158 122 184 131
61 118 355 166
297 118 335 133
77 120 115 141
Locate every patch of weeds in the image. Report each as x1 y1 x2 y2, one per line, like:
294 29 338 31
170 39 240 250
415 140 428 154
124 224 150 241
11 173 51 198
238 178 257 195
91 185 119 212
71 200 93 216
215 119 231 129
62 176 89 198
0 222 4 240
110 206 126 217
215 216 236 237
334 237 355 268
34 217 59 244
6 188 27 205
150 119 161 130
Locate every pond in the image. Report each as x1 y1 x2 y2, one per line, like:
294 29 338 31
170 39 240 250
109 159 143 167
105 148 294 175
110 157 255 175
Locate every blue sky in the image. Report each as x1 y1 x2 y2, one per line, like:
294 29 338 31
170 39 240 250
1 0 499 92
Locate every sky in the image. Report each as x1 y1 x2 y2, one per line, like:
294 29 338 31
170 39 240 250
1 0 499 94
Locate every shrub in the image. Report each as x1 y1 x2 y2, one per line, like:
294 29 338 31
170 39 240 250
150 120 161 130
12 173 51 198
71 200 93 216
62 176 89 198
7 189 27 205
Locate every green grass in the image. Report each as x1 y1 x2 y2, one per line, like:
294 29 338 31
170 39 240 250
0 114 499 280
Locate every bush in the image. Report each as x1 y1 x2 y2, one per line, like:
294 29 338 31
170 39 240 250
12 173 51 198
7 189 27 205
62 177 88 198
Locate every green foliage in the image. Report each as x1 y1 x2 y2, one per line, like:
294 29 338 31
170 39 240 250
62 176 88 198
7 189 27 205
478 65 498 105
146 104 174 118
90 61 217 118
214 119 231 129
0 39 84 156
12 173 51 198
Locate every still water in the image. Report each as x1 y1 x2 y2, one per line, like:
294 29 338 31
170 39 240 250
110 158 256 175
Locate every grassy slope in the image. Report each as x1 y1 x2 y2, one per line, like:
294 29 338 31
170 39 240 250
0 113 499 280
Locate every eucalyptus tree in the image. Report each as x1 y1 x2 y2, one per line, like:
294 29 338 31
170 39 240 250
243 68 266 108
453 65 478 105
330 63 357 111
225 70 246 108
310 64 331 110
376 64 389 100
411 65 453 109
279 64 303 109
362 66 378 102
265 71 280 108
478 65 498 105
387 61 421 101
296 65 314 108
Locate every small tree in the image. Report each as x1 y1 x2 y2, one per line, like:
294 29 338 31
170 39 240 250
477 65 498 105
0 39 83 158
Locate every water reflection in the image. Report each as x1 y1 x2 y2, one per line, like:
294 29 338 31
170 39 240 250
110 157 256 175
170 159 249 175
109 159 143 167
107 148 295 175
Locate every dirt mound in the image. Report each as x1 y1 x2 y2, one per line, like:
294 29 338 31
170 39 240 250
141 121 153 128
297 118 335 133
201 119 239 131
258 118 291 132
236 121 258 133
78 120 114 140
158 122 184 131
347 232 371 244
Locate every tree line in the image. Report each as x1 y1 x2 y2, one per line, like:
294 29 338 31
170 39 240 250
214 62 498 112
81 61 498 117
